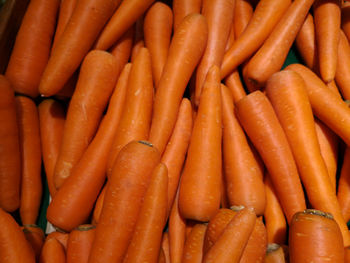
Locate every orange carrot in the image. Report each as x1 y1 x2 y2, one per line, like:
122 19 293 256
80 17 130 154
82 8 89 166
130 17 145 63
0 75 21 212
182 223 207 263
149 13 208 155
264 244 287 263
342 2 350 41
5 0 60 97
91 185 106 225
346 246 350 263
40 237 66 263
88 141 160 263
162 232 171 263
22 225 45 261
159 248 166 263
337 147 350 222
110 27 134 71
335 30 350 99
224 74 246 103
173 0 202 31
46 231 69 251
53 50 119 189
234 0 254 38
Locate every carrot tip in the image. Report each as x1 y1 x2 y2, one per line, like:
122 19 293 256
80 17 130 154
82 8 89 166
75 224 96 231
230 205 245 211
301 209 334 219
138 140 154 147
266 243 281 253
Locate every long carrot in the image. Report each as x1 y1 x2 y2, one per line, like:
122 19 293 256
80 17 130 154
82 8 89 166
0 75 21 212
172 0 202 31
335 30 350 99
38 0 122 96
88 141 160 263
149 13 208 155
54 50 119 189
264 244 287 263
178 66 222 222
235 91 306 223
110 27 134 71
234 0 254 38
5 0 60 98
40 237 66 263
337 147 350 222
182 223 207 263
22 225 45 261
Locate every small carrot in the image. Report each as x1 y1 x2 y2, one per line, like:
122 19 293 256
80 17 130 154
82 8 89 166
337 147 350 222
335 30 350 99
264 244 287 263
342 2 350 41
110 27 134 71
172 0 202 31
161 232 171 263
234 0 254 38
40 238 66 263
22 225 45 261
182 223 207 263
91 185 106 225
46 231 69 251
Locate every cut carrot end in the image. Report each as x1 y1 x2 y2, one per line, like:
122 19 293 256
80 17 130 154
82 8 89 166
266 243 280 253
138 140 154 147
301 209 334 220
75 224 96 231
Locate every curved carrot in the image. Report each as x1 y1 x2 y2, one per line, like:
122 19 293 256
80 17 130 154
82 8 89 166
342 2 350 41
16 96 42 225
335 30 350 99
5 0 60 98
0 75 21 212
314 0 341 83
40 238 66 263
264 244 287 263
221 84 265 215
88 141 160 263
289 209 344 262
144 2 173 88
179 66 222 222
0 208 35 263
47 63 130 232
182 223 207 263
220 0 291 79
46 231 69 251
91 185 106 225
235 91 306 223
38 0 122 96
54 50 119 189
22 225 45 261
38 99 65 198
337 147 350 222
110 27 134 71
172 0 202 31
149 13 208 155
162 232 171 263
106 49 153 176
234 0 254 38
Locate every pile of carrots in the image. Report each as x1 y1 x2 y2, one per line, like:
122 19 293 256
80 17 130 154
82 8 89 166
2 0 350 262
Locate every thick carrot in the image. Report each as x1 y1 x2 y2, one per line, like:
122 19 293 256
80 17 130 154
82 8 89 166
162 232 171 263
264 244 287 263
178 66 222 222
149 13 208 155
88 141 160 263
337 147 350 222
342 2 350 41
182 224 207 263
194 0 234 107
53 50 119 189
47 63 130 232
235 91 306 223
38 0 122 96
161 98 193 211
172 0 202 31
40 238 66 263
46 231 69 251
5 0 60 98
0 208 35 263
66 224 96 263
110 27 134 71
335 30 350 99
38 99 65 198
220 0 291 79
289 209 344 262
130 17 145 63
91 185 106 225
106 49 153 176
22 225 45 261
234 0 254 38
0 75 21 212
314 0 341 83
221 84 265 215
144 2 173 88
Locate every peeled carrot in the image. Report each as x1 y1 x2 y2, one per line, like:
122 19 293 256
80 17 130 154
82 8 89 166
91 186 106 225
54 50 119 189
182 223 207 263
88 141 160 263
342 2 350 41
335 30 350 99
234 0 254 38
0 75 21 212
5 0 60 97
149 13 208 155
110 27 134 71
38 0 122 96
264 244 287 263
337 147 350 222
46 231 69 251
173 0 202 31
22 225 45 261
40 238 66 263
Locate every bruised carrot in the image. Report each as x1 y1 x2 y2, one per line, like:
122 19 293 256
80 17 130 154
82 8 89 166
342 2 350 41
173 0 202 31
0 75 21 212
22 225 45 261
88 141 160 263
264 244 287 263
53 50 119 189
182 224 207 263
162 232 171 263
38 0 122 96
289 209 344 262
337 147 350 222
46 231 69 251
130 17 145 63
92 185 106 225
40 238 66 263
5 0 60 97
110 27 134 71
234 0 254 38
335 30 350 99
149 13 208 155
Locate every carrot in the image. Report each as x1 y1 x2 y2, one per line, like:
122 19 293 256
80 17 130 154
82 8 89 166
40 238 66 263
314 0 341 83
123 163 168 263
144 2 173 88
161 98 193 211
106 49 153 177
182 224 207 263
173 0 202 31
186 221 197 239
0 208 35 263
346 246 350 263
221 84 265 215
162 232 171 263
5 0 60 98
337 147 350 222
193 0 234 107
22 225 45 261
53 50 119 189
224 72 246 104
289 209 344 262
220 0 291 79
159 248 166 263
91 185 106 225
149 13 208 155
178 66 222 222
342 2 350 41
38 0 122 96
46 231 69 251
130 17 145 63
88 141 160 263
66 224 96 263
264 175 287 245
335 30 350 99
220 171 230 209
47 63 130 232
0 75 21 212
234 0 254 38
202 207 256 263
110 27 134 71
264 244 287 263
38 99 65 198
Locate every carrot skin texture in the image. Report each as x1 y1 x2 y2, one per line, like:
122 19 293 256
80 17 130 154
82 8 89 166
22 225 45 261
335 30 350 99
5 0 60 98
234 0 254 38
39 238 66 263
0 75 21 212
182 224 207 263
337 147 350 222
149 13 208 155
110 27 134 71
46 231 69 251
172 0 202 31
346 246 350 263
161 232 171 263
342 3 350 41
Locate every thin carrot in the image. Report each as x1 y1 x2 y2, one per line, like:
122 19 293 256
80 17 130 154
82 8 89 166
162 232 171 263
337 147 350 222
5 0 60 98
264 244 287 263
91 185 106 225
0 75 21 212
289 209 344 262
130 17 145 63
234 0 254 38
172 0 202 31
88 141 160 263
40 237 66 263
182 223 207 263
335 30 350 99
110 27 134 71
38 0 122 96
22 225 45 261
53 50 119 189
149 13 207 155
342 2 350 41
46 231 69 251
